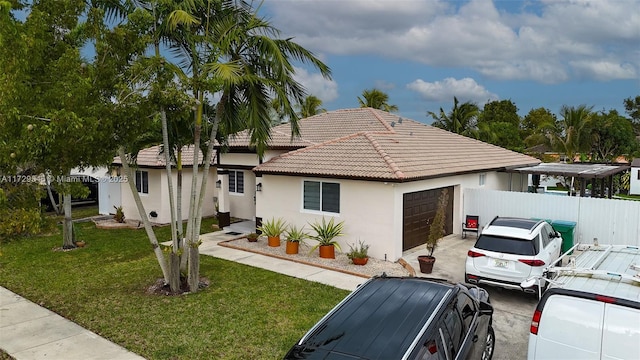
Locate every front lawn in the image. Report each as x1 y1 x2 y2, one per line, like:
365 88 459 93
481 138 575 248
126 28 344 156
0 219 348 359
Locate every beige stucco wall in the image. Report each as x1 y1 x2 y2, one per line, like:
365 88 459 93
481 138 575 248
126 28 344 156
120 168 163 224
220 153 259 167
120 168 217 224
228 169 256 220
630 167 640 195
256 170 519 262
219 150 288 167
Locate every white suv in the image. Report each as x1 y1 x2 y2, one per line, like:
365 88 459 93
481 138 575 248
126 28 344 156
465 217 562 294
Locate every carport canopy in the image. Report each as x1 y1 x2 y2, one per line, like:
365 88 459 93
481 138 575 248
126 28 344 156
506 162 630 198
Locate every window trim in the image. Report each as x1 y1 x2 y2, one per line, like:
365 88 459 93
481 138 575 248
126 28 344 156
302 179 340 214
229 170 245 195
135 170 149 195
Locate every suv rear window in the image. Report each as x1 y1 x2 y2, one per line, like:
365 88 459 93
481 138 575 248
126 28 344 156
475 234 538 255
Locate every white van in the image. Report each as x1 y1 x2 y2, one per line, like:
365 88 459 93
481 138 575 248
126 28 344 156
526 243 640 360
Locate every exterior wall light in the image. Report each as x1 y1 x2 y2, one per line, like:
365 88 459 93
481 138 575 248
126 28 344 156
256 183 262 192
216 179 222 188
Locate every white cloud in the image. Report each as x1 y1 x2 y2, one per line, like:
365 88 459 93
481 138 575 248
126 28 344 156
406 77 498 104
569 60 638 81
293 67 338 102
266 0 640 83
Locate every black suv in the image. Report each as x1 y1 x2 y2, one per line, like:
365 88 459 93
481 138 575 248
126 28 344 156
284 276 494 360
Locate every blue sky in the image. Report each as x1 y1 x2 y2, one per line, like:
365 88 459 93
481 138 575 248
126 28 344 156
261 0 640 123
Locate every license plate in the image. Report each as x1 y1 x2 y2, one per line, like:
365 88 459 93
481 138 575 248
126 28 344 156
494 259 509 268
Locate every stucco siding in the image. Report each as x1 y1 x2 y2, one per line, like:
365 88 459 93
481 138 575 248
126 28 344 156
121 168 216 224
256 175 396 260
229 169 256 220
120 168 163 224
630 167 640 195
256 170 520 262
220 153 259 167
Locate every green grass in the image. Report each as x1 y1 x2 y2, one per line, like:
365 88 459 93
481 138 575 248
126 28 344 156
44 205 100 221
615 193 640 201
0 218 349 359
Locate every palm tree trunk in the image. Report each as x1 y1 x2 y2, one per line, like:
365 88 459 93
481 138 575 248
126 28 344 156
194 114 220 237
178 150 188 271
161 109 181 292
117 146 169 283
186 93 204 292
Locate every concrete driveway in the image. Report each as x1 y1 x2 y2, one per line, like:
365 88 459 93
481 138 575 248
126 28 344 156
403 235 538 360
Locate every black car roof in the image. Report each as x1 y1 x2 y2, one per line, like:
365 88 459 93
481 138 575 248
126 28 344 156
291 277 453 359
490 217 540 231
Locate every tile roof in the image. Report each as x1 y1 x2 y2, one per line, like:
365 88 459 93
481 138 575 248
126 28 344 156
232 108 541 181
113 145 216 168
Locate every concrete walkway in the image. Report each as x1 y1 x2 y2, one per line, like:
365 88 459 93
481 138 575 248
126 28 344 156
0 221 369 360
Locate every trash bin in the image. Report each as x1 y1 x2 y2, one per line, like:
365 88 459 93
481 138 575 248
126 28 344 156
551 220 577 254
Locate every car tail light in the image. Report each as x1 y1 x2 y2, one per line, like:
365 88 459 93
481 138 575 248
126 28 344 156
518 259 545 266
530 309 542 334
467 250 485 258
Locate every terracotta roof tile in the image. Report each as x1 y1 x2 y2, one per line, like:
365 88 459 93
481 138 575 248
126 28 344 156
251 108 540 181
113 145 216 168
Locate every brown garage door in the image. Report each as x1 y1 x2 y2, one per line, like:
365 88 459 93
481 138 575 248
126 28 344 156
403 187 454 251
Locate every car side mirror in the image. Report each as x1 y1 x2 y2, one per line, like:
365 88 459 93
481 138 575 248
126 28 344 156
479 301 493 316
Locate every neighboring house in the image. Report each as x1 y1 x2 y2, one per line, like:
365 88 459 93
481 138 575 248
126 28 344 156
216 108 540 261
111 145 217 224
630 158 640 195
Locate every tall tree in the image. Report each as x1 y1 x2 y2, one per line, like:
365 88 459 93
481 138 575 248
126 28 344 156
522 107 557 146
297 95 325 118
106 0 331 293
623 95 640 135
427 96 479 137
357 88 398 112
0 0 120 248
589 110 638 162
477 100 524 151
552 105 594 162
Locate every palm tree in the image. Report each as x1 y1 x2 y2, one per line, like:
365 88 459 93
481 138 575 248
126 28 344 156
357 88 398 112
165 0 331 291
297 95 325 118
551 105 594 162
427 96 479 137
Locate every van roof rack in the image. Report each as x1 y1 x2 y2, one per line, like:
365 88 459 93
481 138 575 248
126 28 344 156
547 244 640 287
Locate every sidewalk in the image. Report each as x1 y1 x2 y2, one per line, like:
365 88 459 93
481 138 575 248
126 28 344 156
0 221 369 360
0 287 144 360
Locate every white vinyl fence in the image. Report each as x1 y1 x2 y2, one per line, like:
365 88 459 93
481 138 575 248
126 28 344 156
463 189 640 247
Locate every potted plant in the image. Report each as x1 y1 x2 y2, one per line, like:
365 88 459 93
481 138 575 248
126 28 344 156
346 239 369 265
309 217 344 259
284 225 308 255
257 217 287 247
246 232 259 242
418 189 448 274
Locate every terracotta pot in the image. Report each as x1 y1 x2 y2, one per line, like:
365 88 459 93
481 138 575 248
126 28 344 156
352 257 368 266
75 241 86 248
268 235 281 247
247 237 258 242
319 244 335 259
285 241 299 254
417 255 436 274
